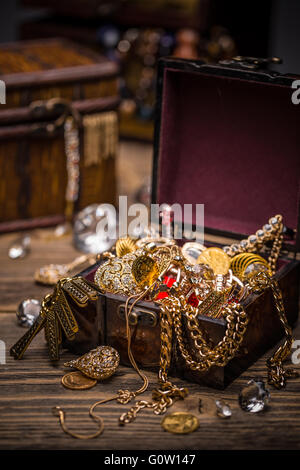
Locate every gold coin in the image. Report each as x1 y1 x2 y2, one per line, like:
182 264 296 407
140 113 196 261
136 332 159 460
197 247 230 275
161 412 199 434
61 371 97 390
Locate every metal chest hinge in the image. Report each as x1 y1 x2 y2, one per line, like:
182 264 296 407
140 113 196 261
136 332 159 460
219 56 282 70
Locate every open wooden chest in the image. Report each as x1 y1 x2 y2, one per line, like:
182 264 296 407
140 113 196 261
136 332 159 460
66 57 300 388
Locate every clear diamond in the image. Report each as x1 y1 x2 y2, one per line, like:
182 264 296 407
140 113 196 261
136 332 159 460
256 230 264 238
240 240 248 248
215 399 232 419
263 224 272 232
223 246 230 253
8 235 31 260
270 217 279 226
239 379 270 413
73 203 117 253
17 299 41 327
249 235 257 244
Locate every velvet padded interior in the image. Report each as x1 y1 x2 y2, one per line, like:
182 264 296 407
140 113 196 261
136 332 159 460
156 68 300 239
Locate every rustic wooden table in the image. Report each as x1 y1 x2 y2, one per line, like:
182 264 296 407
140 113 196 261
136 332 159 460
0 230 300 450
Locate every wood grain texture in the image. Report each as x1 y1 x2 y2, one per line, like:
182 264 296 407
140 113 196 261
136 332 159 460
0 230 299 450
1 312 300 450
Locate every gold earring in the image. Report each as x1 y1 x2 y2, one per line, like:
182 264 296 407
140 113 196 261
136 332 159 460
64 345 120 380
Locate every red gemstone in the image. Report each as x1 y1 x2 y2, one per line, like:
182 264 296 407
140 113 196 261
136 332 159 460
155 275 176 300
187 291 199 307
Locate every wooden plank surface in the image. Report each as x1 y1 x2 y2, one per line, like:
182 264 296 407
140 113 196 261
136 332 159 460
0 231 300 450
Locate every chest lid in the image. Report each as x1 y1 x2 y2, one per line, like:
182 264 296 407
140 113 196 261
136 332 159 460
0 38 118 89
152 57 300 253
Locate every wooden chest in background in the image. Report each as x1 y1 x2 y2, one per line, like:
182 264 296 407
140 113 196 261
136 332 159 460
0 38 120 232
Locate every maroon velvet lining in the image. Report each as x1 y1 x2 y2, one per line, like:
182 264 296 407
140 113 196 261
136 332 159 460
85 268 97 283
157 68 300 238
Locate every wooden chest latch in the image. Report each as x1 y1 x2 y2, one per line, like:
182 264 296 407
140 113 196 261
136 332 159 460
117 303 158 327
29 97 81 135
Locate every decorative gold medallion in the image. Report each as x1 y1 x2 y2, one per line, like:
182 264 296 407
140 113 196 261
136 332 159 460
131 255 159 288
64 345 120 380
230 253 271 280
61 371 97 390
116 237 137 258
161 412 199 434
197 247 230 275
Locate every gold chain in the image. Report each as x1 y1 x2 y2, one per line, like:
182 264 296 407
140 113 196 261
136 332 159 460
176 299 248 370
224 214 283 260
268 222 283 275
247 271 299 388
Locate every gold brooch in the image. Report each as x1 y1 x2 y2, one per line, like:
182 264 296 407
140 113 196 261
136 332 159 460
94 246 175 296
94 251 143 295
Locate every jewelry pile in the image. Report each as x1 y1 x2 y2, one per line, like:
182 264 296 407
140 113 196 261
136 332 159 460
11 214 299 439
86 214 297 430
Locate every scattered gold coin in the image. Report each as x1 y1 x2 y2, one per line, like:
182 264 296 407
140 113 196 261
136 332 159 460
61 371 97 390
197 247 230 275
161 412 199 434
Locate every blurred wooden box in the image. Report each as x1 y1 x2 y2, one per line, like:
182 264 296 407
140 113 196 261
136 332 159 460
0 38 120 232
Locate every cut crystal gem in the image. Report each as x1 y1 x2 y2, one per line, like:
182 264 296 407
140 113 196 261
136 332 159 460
263 224 272 232
239 379 270 413
17 299 41 327
215 399 232 419
256 230 264 238
270 217 279 226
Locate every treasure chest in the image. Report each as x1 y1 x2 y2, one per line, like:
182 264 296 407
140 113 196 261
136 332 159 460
0 38 120 232
12 56 299 390
64 56 300 390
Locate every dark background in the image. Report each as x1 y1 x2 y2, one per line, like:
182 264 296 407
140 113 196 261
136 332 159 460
0 0 299 73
